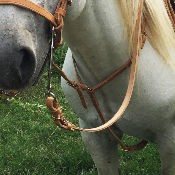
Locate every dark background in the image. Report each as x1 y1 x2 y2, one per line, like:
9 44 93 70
170 0 175 12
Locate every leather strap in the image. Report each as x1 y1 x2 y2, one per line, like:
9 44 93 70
46 0 148 152
72 55 132 109
1 0 148 152
52 0 72 48
51 55 133 151
0 0 71 99
82 0 143 132
141 15 146 49
0 0 71 48
49 0 143 132
0 0 57 26
164 0 175 32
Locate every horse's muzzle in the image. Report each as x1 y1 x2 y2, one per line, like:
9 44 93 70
0 47 36 90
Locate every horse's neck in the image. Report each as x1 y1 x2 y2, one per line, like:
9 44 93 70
63 0 131 84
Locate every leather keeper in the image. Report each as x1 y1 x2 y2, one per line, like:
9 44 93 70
58 8 66 17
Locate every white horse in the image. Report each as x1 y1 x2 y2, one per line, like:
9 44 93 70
61 1 175 174
1 0 175 174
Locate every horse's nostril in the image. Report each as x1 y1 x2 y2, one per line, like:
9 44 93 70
19 49 36 83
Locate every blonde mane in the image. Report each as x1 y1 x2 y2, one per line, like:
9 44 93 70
117 0 175 69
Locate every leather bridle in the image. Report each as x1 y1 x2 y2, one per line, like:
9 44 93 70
0 0 71 99
0 0 148 153
2 0 174 153
47 0 149 153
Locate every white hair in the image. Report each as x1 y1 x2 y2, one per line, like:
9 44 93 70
117 0 175 69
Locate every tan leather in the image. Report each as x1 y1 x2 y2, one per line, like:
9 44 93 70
71 56 143 152
1 0 148 152
46 0 148 152
50 56 134 151
46 97 76 131
141 15 146 49
164 0 175 32
75 0 143 133
50 0 143 133
72 55 132 109
2 0 175 153
52 0 72 48
0 0 71 49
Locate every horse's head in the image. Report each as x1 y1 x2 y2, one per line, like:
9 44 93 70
0 0 59 90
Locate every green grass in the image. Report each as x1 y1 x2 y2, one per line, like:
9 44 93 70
0 45 161 174
119 136 161 175
0 73 97 175
0 74 161 175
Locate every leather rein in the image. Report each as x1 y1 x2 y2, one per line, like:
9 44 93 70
1 0 174 153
